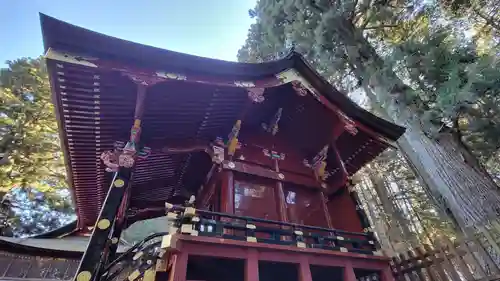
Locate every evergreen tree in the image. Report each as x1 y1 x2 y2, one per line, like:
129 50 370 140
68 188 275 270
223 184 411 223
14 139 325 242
1 58 67 190
238 0 500 236
1 58 74 237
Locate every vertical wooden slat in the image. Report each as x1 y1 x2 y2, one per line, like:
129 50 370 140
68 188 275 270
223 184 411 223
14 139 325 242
298 256 312 281
424 244 449 281
399 253 419 281
435 240 461 281
441 237 475 280
392 256 407 281
220 170 235 214
415 246 439 281
319 191 334 229
274 159 289 223
479 226 500 268
344 262 357 281
245 249 259 281
171 252 188 281
460 239 490 277
465 227 500 274
407 250 426 281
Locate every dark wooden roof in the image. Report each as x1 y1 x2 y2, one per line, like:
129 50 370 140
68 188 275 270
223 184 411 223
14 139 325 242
0 235 128 258
40 14 405 229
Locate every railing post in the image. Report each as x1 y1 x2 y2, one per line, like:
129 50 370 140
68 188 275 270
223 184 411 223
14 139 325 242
441 236 475 280
246 220 257 243
343 261 357 281
435 239 461 281
298 256 312 281
415 245 439 281
171 252 188 281
246 249 259 281
423 243 449 281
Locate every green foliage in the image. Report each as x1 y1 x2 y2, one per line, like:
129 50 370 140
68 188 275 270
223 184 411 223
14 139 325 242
1 188 75 237
0 58 67 192
0 58 74 237
373 150 456 243
239 0 500 246
391 30 500 162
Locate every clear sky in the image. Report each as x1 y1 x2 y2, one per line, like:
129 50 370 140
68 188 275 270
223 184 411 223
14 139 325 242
0 0 256 66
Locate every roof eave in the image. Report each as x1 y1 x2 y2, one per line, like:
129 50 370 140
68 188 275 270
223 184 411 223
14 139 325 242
290 52 405 142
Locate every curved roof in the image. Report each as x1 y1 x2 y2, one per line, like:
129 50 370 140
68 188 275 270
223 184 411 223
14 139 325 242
40 14 405 228
0 234 128 258
40 13 404 141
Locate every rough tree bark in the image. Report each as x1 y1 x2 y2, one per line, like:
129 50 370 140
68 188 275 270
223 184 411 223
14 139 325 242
366 165 419 250
336 18 500 232
356 174 399 255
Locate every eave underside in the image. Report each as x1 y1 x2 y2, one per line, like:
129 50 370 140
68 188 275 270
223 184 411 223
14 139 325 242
48 58 397 228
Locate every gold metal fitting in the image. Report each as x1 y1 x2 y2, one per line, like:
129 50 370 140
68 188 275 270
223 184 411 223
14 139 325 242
161 234 174 249
180 224 193 234
184 207 196 217
127 270 141 281
247 236 257 243
166 212 178 219
246 224 256 229
76 271 92 281
97 219 110 230
296 242 307 248
294 230 304 236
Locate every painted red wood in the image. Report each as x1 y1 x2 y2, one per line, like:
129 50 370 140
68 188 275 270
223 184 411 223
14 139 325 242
343 261 357 281
234 177 280 221
274 160 289 222
298 256 313 281
245 249 259 281
171 253 188 281
177 235 389 262
223 160 321 188
237 131 313 177
327 191 363 232
284 183 329 228
275 181 289 222
173 235 393 279
198 165 219 208
220 171 235 214
320 191 334 229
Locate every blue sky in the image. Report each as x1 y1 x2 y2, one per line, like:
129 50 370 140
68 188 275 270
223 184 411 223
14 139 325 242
0 0 256 65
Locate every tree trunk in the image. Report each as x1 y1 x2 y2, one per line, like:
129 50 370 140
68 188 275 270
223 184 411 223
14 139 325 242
366 165 419 250
336 19 500 230
356 174 399 255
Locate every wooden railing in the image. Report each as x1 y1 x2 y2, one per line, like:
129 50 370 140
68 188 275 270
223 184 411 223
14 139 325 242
390 236 500 281
165 203 379 255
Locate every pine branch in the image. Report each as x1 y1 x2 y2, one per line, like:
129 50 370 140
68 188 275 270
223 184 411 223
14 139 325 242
363 24 399 30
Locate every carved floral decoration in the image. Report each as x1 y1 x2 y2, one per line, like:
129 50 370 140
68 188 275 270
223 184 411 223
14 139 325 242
248 88 265 103
126 73 164 86
234 81 255 87
263 149 285 160
156 71 187 81
212 146 225 164
291 81 308 96
262 108 283 136
100 122 151 172
303 145 330 181
338 111 358 135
